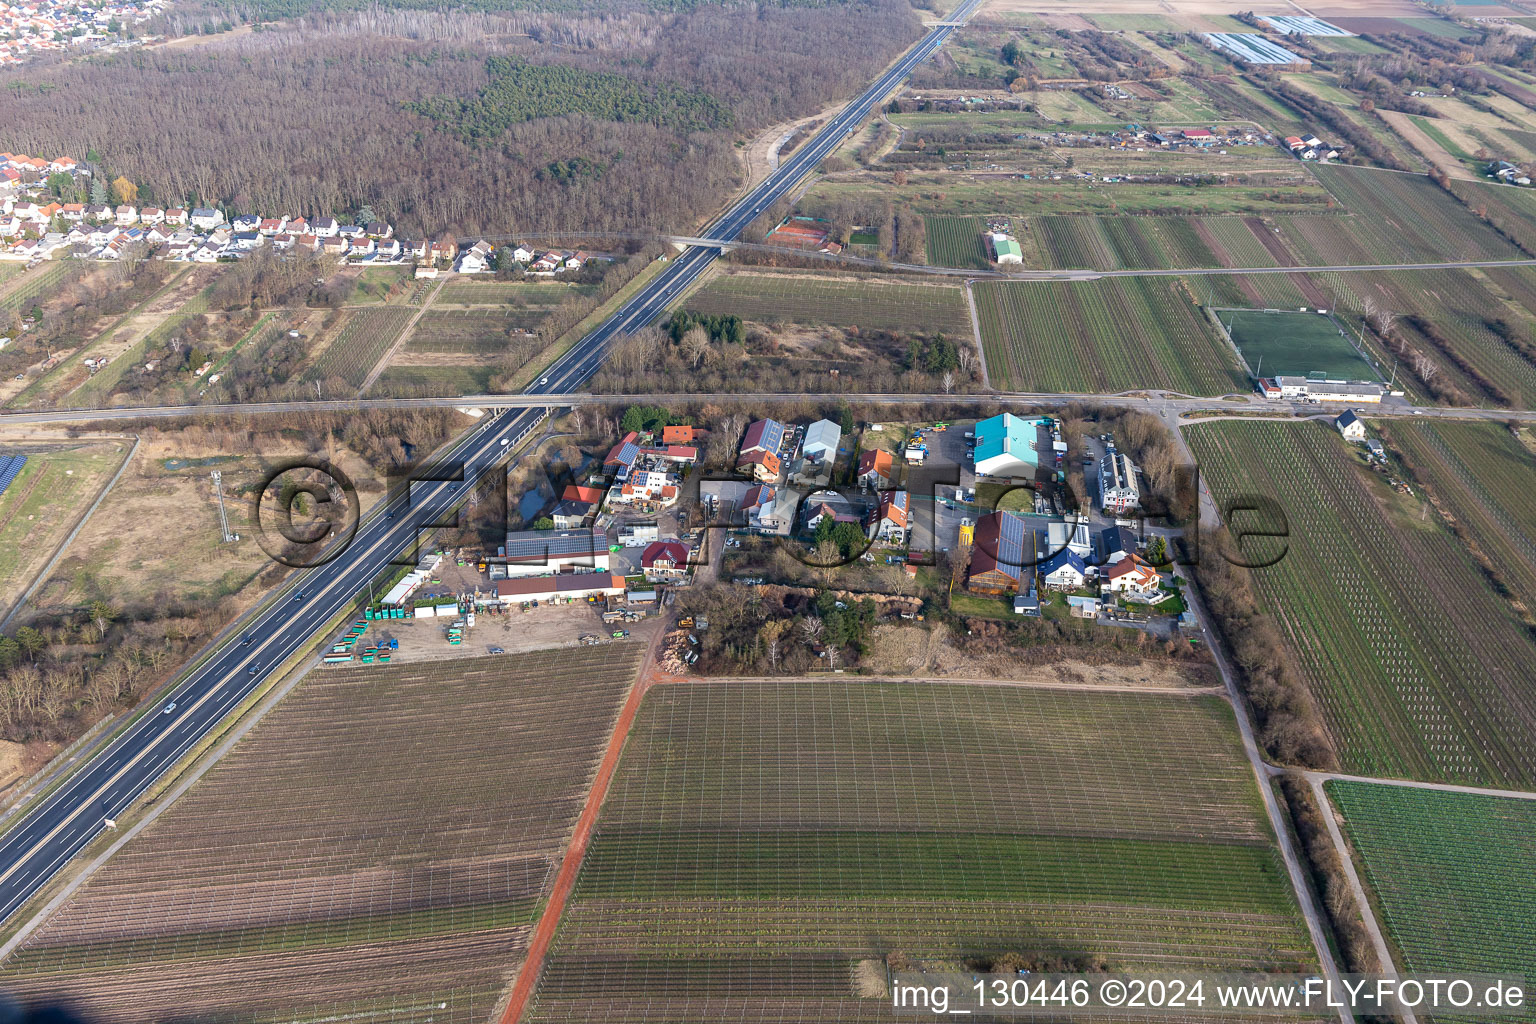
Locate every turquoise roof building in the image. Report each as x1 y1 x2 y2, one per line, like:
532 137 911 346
973 412 1037 479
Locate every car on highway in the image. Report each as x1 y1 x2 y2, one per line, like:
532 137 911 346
294 592 306 602
539 377 549 386
500 438 510 446
162 702 176 714
248 666 258 675
241 635 253 646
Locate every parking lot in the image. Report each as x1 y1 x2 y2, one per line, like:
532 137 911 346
905 422 975 556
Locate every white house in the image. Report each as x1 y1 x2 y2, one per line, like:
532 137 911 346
1098 451 1140 514
1336 409 1366 441
115 205 140 227
510 245 534 263
310 216 339 237
1102 554 1160 595
876 490 909 543
190 208 224 231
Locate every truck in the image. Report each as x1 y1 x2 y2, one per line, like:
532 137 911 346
677 615 695 629
323 653 354 664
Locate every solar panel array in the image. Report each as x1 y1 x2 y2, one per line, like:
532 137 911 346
0 455 28 500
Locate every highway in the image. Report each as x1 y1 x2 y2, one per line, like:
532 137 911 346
0 0 980 928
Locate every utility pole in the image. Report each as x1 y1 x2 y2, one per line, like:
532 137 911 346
211 470 238 543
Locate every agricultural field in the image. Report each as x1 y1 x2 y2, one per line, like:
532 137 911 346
0 441 128 617
1379 419 1536 613
923 215 991 268
1218 309 1378 380
1327 782 1536 1004
1338 269 1536 408
0 261 75 313
526 681 1313 1024
3 646 647 1024
973 277 1248 395
347 266 413 304
1028 215 1280 271
436 279 590 308
405 309 542 353
301 306 416 388
1290 165 1519 265
1186 420 1536 787
683 273 972 335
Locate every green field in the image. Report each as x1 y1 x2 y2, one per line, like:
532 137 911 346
376 365 496 394
1328 781 1536 1014
0 443 127 613
1187 420 1536 787
3 647 646 1024
684 274 972 335
436 280 589 306
526 682 1312 1024
1219 309 1378 380
974 277 1247 395
923 215 990 269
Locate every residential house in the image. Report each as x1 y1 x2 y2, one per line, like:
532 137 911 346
1041 548 1088 590
376 238 401 259
455 248 489 274
641 540 691 579
1100 525 1140 566
662 424 695 445
349 236 375 256
320 236 348 256
59 202 84 222
366 221 392 238
740 418 786 458
337 224 364 239
1013 585 1041 616
1103 554 1160 595
231 213 260 233
804 491 861 532
509 245 535 263
163 208 187 226
1099 451 1140 514
737 449 781 483
138 206 164 225
48 157 75 173
551 484 604 528
604 432 642 479
1335 409 1365 441
875 490 909 543
735 484 780 533
857 448 894 489
258 217 287 235
610 468 680 509
310 216 339 237
1047 515 1095 560
286 216 308 235
190 207 224 230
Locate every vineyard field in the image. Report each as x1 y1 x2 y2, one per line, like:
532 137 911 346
301 307 415 387
923 215 990 268
974 277 1247 395
3 646 646 1024
1328 781 1536 1008
1295 166 1518 264
684 274 971 335
1381 420 1536 612
406 309 542 354
1186 420 1536 786
436 280 588 307
1031 215 1257 271
525 682 1312 1024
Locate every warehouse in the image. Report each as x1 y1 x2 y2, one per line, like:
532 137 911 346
500 528 610 577
494 573 626 605
972 413 1038 479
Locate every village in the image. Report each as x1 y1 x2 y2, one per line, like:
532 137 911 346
0 0 166 65
0 153 598 273
361 405 1205 668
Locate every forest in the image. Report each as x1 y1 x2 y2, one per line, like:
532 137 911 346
0 0 920 238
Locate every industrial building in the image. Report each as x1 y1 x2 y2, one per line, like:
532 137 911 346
493 573 626 605
500 528 609 577
972 413 1038 479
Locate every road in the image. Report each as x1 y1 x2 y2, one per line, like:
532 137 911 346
0 0 982 929
15 388 1536 427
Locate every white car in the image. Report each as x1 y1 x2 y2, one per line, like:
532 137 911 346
162 702 176 714
500 438 510 446
539 377 549 386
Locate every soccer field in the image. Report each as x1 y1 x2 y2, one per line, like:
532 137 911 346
1219 309 1380 381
